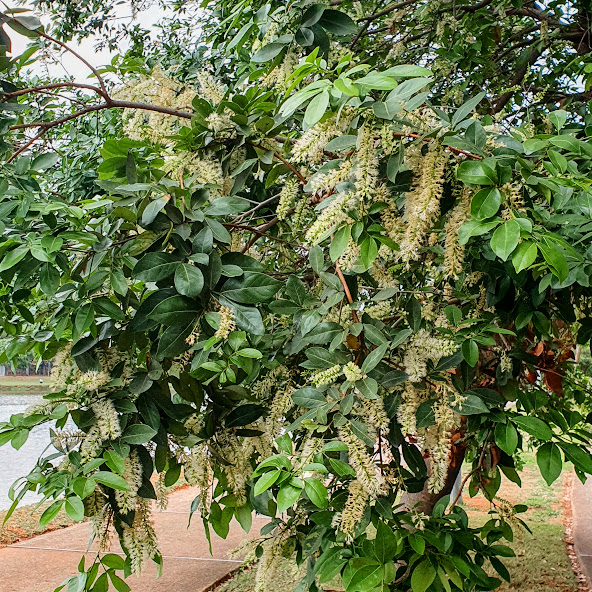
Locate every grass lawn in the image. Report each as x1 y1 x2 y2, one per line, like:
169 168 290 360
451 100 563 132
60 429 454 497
214 455 579 592
0 375 52 395
0 502 74 547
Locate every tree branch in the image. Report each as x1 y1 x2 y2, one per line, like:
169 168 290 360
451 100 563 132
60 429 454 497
9 100 193 132
492 46 543 114
356 0 417 22
1 82 105 101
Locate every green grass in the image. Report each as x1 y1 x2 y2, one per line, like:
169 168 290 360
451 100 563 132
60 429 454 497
215 455 578 592
0 501 74 547
0 375 52 395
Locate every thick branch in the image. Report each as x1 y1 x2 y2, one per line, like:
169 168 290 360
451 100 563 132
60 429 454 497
9 100 194 132
35 26 109 97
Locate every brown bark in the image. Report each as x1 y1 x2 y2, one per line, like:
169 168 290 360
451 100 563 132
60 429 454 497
399 441 467 515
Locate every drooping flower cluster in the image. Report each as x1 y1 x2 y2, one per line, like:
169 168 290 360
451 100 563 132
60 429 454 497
215 306 236 340
276 178 300 220
403 329 457 382
114 66 196 144
338 424 386 497
121 499 160 574
115 450 143 513
398 145 448 262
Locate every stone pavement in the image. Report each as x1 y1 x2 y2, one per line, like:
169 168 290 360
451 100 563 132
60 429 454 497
571 476 592 588
0 487 265 592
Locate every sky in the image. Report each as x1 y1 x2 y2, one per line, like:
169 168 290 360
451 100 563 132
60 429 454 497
6 3 166 82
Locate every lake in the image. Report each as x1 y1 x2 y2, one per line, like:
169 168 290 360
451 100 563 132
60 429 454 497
0 395 55 511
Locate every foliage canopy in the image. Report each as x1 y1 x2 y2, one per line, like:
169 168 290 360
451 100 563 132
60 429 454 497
1 2 592 591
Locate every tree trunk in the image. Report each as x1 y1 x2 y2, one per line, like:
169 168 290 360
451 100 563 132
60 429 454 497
400 442 467 515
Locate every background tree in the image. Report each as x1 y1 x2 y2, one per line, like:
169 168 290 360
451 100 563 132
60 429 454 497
1 2 592 592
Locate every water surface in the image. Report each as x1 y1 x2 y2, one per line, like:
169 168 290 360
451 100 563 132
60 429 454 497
0 395 54 511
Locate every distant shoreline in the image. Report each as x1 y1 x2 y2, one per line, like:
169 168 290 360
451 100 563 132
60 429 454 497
0 376 52 396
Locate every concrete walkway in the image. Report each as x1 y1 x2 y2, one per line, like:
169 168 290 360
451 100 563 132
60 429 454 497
0 488 265 592
571 476 592 588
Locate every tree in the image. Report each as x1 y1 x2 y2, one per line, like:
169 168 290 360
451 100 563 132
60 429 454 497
1 2 592 591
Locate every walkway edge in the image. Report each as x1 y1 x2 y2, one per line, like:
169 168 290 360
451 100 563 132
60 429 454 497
569 472 592 592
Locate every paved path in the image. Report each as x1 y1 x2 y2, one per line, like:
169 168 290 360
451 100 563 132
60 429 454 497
0 487 265 592
571 476 592 588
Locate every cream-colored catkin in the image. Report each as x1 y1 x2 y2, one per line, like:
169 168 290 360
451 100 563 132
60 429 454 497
443 186 471 278
121 499 160 574
339 480 368 540
338 424 386 497
398 146 447 262
115 450 143 513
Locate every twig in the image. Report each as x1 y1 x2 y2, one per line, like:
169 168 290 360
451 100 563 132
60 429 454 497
1 82 104 101
449 430 491 509
7 128 48 163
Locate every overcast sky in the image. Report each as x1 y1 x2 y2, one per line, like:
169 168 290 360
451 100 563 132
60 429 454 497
6 3 165 82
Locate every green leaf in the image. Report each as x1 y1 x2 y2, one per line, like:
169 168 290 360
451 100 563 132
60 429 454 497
204 197 250 216
494 422 518 455
65 496 85 522
383 65 432 77
235 348 262 359
101 554 126 570
252 43 285 63
103 450 126 474
513 416 552 440
121 424 157 445
134 252 182 282
40 236 63 253
218 297 264 335
39 263 60 296
31 152 59 170
110 269 128 296
39 500 64 527
512 241 537 273
470 187 502 220
458 219 500 246
93 471 130 491
148 294 200 325
254 469 281 496
490 220 520 261
451 394 489 415
451 92 485 128
108 573 131 592
292 387 326 408
456 161 496 185
304 478 328 509
462 339 479 367
142 196 168 225
174 264 204 298
537 442 562 485
558 443 592 474
361 342 388 374
0 245 28 272
277 483 302 513
304 89 330 126
93 297 125 321
343 558 384 592
411 560 436 592
548 110 568 131
374 521 400 563
225 404 266 427
318 10 358 35
330 225 351 262
325 135 358 152
309 246 324 273
221 272 282 304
